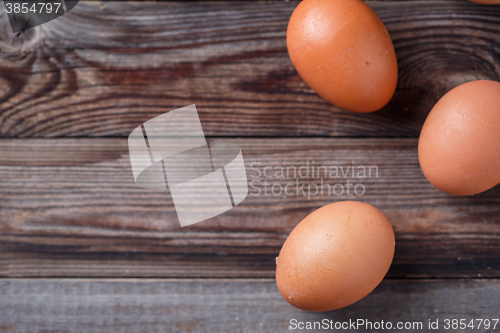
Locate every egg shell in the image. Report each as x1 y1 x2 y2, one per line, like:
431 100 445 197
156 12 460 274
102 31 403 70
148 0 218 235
286 0 398 113
418 80 500 196
276 201 395 312
467 0 500 4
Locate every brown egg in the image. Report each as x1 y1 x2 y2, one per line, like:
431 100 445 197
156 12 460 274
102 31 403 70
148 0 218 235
287 0 398 113
418 80 500 196
467 0 500 4
276 201 395 312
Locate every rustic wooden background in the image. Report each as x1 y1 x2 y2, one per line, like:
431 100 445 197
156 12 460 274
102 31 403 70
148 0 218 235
0 0 499 332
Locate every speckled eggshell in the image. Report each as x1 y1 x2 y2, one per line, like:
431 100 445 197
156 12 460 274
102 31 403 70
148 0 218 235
418 80 500 196
275 201 395 312
286 0 398 113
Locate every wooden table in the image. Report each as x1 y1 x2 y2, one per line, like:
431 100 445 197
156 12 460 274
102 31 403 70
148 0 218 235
0 1 499 332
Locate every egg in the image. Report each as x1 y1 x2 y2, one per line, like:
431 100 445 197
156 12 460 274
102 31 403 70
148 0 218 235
418 80 500 196
286 0 398 113
276 201 395 312
467 0 500 4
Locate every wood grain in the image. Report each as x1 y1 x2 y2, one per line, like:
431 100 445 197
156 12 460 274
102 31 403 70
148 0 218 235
1 138 499 278
0 278 499 333
0 1 499 137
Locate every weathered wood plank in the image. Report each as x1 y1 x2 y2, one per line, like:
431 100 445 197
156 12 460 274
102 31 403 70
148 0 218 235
0 138 499 278
0 278 499 332
0 1 499 137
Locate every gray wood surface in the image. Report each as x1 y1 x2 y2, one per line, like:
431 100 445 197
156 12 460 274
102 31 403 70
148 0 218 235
1 278 499 333
0 1 499 137
1 0 499 330
1 138 499 278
